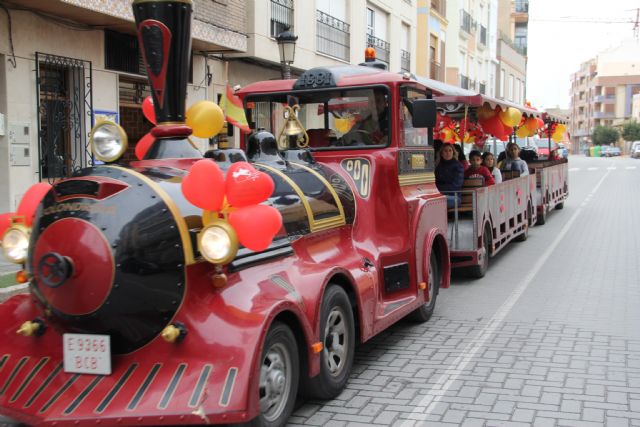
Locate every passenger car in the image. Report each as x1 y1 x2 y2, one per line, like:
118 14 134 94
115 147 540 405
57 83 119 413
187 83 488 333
631 141 640 159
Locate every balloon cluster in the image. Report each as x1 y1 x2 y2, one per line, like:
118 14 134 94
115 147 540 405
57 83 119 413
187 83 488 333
0 183 52 236
136 96 226 160
435 114 486 147
515 116 545 138
477 104 521 142
181 160 283 254
540 122 567 142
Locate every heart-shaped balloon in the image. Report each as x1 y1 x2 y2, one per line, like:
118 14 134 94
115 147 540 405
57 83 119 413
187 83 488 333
135 132 155 161
142 96 156 124
225 162 275 208
229 205 283 252
181 160 225 211
17 183 52 226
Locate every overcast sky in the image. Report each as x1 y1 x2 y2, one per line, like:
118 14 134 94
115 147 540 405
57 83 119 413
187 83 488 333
526 0 639 110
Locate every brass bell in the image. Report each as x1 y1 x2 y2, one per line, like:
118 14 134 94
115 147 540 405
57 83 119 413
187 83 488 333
16 319 45 337
161 322 187 343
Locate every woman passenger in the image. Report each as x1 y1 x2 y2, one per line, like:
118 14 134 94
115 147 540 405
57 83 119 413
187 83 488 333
435 143 464 208
482 152 502 184
453 143 470 170
501 142 529 176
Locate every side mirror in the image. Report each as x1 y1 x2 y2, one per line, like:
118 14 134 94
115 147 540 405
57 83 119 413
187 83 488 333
411 99 437 128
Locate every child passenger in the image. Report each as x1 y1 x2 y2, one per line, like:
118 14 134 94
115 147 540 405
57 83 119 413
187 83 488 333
501 142 529 176
482 152 502 184
465 150 495 185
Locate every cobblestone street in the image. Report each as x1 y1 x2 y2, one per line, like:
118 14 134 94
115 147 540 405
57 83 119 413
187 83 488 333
290 155 640 426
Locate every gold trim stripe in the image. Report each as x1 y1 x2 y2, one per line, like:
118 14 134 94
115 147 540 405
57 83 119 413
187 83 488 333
107 166 195 265
257 163 346 233
399 172 436 186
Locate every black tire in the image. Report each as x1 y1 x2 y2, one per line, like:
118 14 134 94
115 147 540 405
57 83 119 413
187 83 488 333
468 225 491 278
248 322 299 427
536 206 547 225
409 250 439 322
301 285 355 400
555 201 564 210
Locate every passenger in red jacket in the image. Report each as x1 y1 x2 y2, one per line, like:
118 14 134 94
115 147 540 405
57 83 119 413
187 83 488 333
465 150 495 185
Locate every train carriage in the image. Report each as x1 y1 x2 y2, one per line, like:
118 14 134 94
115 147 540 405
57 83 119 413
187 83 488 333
0 1 453 426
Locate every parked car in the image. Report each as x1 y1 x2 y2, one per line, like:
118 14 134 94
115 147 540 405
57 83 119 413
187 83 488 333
535 139 559 159
631 141 640 159
601 146 621 157
557 143 569 158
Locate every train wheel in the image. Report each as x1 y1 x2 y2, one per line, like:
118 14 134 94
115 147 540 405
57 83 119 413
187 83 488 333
409 251 439 322
536 207 547 225
251 322 299 427
555 201 564 210
301 285 355 399
469 226 491 278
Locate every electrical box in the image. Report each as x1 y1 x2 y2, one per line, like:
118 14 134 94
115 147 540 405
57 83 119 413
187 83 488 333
9 123 31 167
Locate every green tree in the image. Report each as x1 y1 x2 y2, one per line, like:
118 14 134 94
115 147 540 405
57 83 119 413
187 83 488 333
622 120 640 141
591 126 619 146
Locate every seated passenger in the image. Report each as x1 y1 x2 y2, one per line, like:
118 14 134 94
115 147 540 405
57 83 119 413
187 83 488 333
500 142 529 176
465 150 495 185
435 143 464 208
482 152 502 184
453 143 470 171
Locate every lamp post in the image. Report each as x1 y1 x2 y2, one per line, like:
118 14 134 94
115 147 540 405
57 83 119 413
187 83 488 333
275 27 298 80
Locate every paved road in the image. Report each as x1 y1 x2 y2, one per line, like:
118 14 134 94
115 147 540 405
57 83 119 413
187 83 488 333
290 155 640 426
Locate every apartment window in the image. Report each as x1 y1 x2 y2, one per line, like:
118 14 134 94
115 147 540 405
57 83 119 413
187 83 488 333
365 5 389 65
316 7 350 61
500 69 505 97
271 0 294 38
367 8 374 35
401 23 410 73
105 30 142 75
509 74 514 101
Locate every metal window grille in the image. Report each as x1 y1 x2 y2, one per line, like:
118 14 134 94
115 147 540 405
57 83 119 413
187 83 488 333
515 0 529 13
316 10 350 62
270 0 294 38
401 50 410 73
479 83 486 94
366 33 390 65
460 10 472 34
105 30 142 75
36 53 93 181
460 74 469 89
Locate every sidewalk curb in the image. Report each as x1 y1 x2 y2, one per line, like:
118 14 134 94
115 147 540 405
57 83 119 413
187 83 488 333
0 283 29 301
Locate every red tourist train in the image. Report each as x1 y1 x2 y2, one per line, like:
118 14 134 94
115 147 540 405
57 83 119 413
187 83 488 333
0 1 567 426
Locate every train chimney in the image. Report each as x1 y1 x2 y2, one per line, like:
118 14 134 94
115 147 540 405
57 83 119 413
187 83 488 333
132 0 201 159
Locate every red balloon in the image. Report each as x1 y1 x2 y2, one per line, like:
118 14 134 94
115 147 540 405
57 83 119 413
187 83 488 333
181 160 225 211
225 162 275 208
229 205 283 252
17 183 52 226
142 96 156 125
479 115 503 138
135 132 155 161
0 212 14 237
536 117 545 129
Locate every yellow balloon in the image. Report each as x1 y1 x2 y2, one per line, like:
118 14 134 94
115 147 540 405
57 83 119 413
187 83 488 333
556 124 567 133
186 101 225 138
335 117 354 134
516 126 529 138
499 107 522 127
552 131 563 142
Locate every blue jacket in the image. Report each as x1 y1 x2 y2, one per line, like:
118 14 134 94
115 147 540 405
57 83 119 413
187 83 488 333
435 159 464 192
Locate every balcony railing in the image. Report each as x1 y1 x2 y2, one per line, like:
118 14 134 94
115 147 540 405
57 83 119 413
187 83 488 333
430 60 443 81
479 25 487 46
270 0 294 37
499 31 526 56
401 50 410 73
366 33 390 65
460 74 469 89
592 111 615 119
431 0 446 16
593 94 615 103
316 10 350 62
515 0 529 13
460 10 472 34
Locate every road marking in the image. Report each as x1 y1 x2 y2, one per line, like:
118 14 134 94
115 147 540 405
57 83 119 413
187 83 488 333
404 169 612 423
607 167 617 170
626 166 637 170
568 168 580 172
587 167 598 171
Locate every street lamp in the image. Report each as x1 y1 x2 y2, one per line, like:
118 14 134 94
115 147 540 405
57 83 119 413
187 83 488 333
275 27 298 80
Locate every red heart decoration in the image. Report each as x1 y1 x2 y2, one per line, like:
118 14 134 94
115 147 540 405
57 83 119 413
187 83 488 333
229 205 282 252
135 132 155 160
181 160 225 211
225 162 275 208
17 183 52 226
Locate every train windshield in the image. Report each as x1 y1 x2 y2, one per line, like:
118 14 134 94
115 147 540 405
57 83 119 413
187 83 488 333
245 87 390 149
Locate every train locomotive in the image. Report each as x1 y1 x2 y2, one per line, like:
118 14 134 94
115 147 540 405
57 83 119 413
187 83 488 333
0 0 450 425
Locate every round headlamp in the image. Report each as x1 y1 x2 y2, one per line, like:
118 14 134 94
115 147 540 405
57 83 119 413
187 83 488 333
198 221 238 265
2 225 30 264
90 121 128 163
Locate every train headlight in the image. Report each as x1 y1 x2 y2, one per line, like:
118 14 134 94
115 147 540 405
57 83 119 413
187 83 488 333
198 221 238 265
90 121 128 163
2 226 30 264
